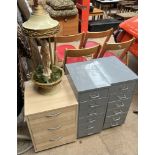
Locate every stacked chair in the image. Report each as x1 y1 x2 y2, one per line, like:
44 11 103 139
53 28 135 70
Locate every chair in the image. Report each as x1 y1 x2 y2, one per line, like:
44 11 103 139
98 38 135 65
63 45 101 69
54 33 85 63
82 28 113 58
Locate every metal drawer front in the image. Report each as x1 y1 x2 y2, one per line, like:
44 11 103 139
79 98 108 117
78 113 105 124
107 98 131 109
78 117 103 131
78 88 108 102
79 104 107 118
78 123 101 138
109 81 136 94
106 106 129 116
108 92 133 102
104 113 127 123
103 116 126 129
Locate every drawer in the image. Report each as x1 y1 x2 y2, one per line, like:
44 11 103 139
78 117 103 131
106 106 129 116
79 98 108 116
108 91 133 102
78 113 105 124
28 105 76 121
35 132 76 152
32 123 76 144
103 116 126 129
78 88 109 102
104 113 127 123
78 123 101 138
107 98 131 109
79 104 107 118
109 81 136 94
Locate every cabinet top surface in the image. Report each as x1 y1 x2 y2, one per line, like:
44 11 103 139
66 56 138 92
24 76 78 116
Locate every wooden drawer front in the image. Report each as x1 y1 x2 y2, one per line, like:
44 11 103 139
33 123 76 144
29 107 76 131
63 16 78 36
35 132 76 152
28 105 76 121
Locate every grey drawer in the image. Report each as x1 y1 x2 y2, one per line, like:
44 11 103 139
78 113 105 124
109 81 136 94
79 98 108 113
78 122 102 138
78 117 103 130
104 112 127 123
106 106 129 116
79 104 107 118
78 88 108 102
107 98 131 109
108 92 133 102
103 115 126 129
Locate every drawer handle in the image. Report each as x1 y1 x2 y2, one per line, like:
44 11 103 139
116 102 124 108
87 132 93 136
88 113 97 116
111 122 119 127
89 120 96 123
87 126 94 130
89 93 99 99
46 112 62 117
48 125 62 131
122 87 128 91
117 95 127 100
90 104 100 108
114 110 123 115
49 136 63 142
113 117 120 121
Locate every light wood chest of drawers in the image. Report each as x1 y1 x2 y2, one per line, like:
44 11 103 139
24 76 78 152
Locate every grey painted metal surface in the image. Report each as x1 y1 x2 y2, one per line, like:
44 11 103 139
66 56 138 137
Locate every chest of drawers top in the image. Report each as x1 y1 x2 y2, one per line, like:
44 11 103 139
66 56 138 89
24 76 78 117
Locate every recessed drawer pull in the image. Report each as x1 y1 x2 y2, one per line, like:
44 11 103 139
87 126 94 130
90 104 100 108
48 125 62 131
122 87 128 91
89 94 99 99
114 110 123 115
111 122 119 127
49 136 63 141
117 95 127 100
89 120 96 123
46 112 62 117
88 113 97 116
116 102 124 108
113 117 120 121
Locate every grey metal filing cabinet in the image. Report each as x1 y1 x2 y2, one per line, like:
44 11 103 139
94 57 138 129
66 60 110 138
66 56 138 137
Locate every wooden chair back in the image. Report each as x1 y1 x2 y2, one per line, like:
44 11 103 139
63 45 101 68
83 28 113 47
54 33 85 49
98 38 135 64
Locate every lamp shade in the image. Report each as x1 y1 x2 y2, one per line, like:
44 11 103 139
22 5 59 38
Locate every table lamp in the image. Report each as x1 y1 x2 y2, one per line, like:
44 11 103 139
22 0 64 90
